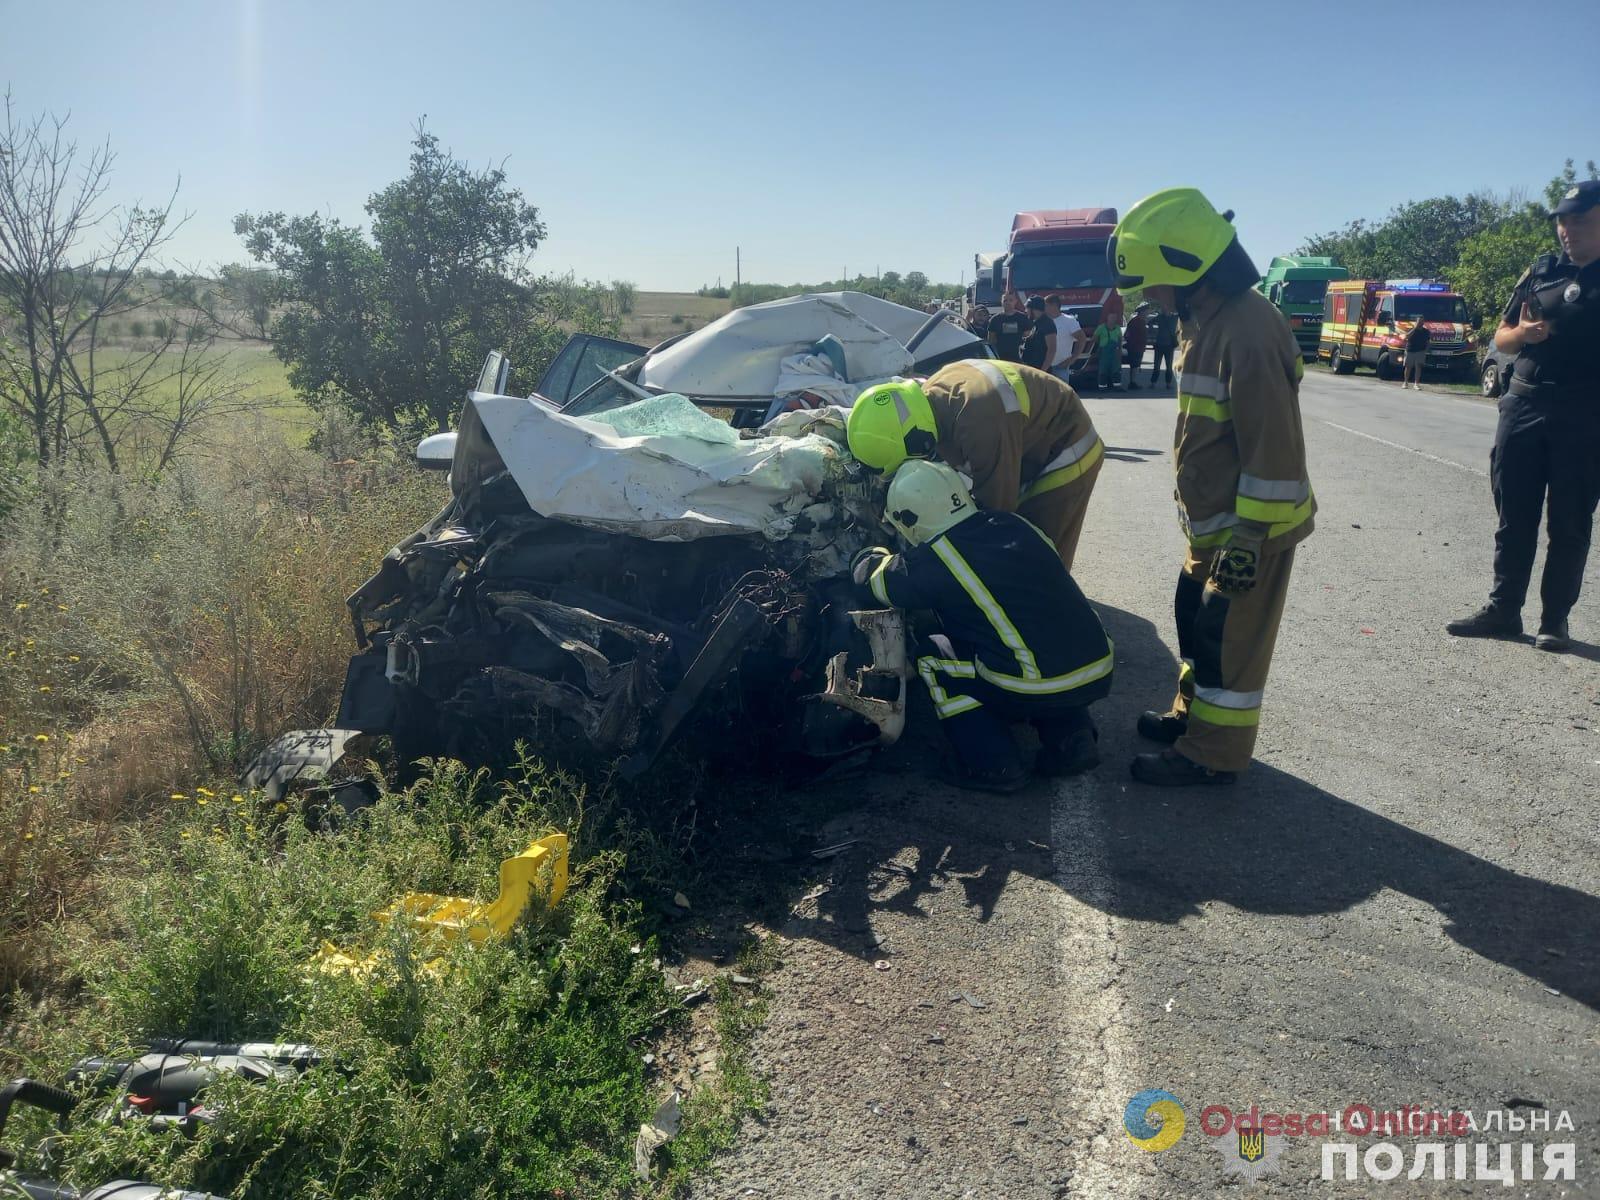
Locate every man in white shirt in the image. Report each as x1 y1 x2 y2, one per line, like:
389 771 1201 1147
1045 294 1084 381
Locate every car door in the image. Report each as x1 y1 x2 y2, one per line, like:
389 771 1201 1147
533 334 647 409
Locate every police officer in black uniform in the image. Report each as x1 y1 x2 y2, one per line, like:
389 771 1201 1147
1447 180 1600 652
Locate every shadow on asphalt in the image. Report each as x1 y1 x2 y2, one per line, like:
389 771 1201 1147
783 603 1600 1011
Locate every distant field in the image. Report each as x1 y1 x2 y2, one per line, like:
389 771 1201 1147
619 291 732 345
77 339 309 439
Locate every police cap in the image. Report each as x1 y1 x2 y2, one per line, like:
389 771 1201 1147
1551 179 1600 217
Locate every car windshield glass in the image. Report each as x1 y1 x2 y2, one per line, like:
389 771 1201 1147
1009 245 1112 291
1396 296 1468 322
1281 279 1329 304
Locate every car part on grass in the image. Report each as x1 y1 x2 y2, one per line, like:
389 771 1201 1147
1 1169 225 1200
240 729 365 803
313 834 569 976
0 1044 323 1200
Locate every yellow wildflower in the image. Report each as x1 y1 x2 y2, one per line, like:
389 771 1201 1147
23 833 34 841
231 794 244 803
180 831 192 840
171 792 187 801
195 796 208 806
33 734 49 743
38 685 51 693
27 786 41 794
196 787 215 797
14 602 28 611
68 655 80 663
57 770 70 779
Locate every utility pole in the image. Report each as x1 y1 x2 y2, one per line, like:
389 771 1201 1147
736 247 741 294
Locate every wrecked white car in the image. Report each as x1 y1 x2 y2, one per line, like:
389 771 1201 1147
246 293 991 795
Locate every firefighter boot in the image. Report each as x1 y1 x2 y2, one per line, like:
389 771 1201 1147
1130 748 1237 787
1136 710 1187 744
1034 710 1099 777
939 707 1030 794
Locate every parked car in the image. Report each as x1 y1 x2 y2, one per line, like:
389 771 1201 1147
1479 340 1516 399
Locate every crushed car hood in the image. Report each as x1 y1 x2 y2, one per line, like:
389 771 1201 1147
468 392 847 543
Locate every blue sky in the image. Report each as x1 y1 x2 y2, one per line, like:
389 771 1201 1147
4 0 1595 290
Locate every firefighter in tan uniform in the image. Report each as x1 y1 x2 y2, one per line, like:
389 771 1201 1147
844 359 1104 570
1108 188 1315 786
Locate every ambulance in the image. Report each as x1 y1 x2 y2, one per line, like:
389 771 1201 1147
1318 279 1478 381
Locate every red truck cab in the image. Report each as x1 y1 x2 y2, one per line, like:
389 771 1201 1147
1003 208 1122 327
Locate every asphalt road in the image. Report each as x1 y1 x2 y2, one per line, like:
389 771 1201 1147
693 370 1599 1198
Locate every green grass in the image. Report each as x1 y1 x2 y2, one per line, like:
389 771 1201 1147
72 341 310 439
1 756 770 1199
1305 359 1486 397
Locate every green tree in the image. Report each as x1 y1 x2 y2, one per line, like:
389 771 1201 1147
1298 194 1508 281
1297 218 1381 278
1447 159 1598 326
236 125 605 435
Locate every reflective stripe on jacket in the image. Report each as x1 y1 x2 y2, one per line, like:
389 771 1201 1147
923 360 1101 511
861 510 1113 703
1174 288 1315 554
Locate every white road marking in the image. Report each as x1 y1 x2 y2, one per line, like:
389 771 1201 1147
1050 775 1141 1195
1317 419 1487 478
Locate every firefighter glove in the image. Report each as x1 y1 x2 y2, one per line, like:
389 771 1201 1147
851 546 892 586
1210 543 1259 594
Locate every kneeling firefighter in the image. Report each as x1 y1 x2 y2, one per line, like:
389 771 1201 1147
845 359 1103 571
1108 187 1315 786
851 460 1114 792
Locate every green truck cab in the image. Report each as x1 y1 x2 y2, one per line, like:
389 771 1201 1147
1258 256 1349 360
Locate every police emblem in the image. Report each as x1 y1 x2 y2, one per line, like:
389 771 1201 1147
1564 282 1581 304
1239 1127 1266 1162
1213 1126 1286 1180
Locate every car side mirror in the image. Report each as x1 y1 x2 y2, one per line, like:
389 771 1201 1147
415 431 457 471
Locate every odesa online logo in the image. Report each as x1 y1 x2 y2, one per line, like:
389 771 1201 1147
1124 1089 1186 1152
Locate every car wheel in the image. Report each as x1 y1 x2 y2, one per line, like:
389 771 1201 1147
1375 352 1398 381
1480 362 1501 398
1331 346 1354 375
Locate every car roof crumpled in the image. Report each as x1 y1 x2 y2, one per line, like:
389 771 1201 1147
638 291 980 401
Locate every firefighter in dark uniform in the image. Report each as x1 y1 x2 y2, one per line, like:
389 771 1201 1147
1447 180 1600 652
852 460 1114 792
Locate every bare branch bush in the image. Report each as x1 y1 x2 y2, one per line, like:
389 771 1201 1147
0 95 256 479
